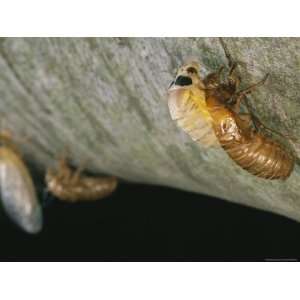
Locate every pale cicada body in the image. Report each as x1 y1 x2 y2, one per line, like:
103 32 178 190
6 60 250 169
0 132 42 233
167 62 218 147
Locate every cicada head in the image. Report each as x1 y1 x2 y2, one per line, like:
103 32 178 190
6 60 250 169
167 61 206 120
168 61 204 92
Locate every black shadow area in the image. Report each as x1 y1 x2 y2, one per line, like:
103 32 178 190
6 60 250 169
0 182 300 261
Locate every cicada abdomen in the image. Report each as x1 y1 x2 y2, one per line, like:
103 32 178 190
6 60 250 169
0 132 42 233
167 62 218 147
45 156 118 203
204 66 295 180
222 131 294 179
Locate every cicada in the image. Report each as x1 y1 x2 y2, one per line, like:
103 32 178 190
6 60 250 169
168 60 295 180
45 155 118 203
203 64 295 180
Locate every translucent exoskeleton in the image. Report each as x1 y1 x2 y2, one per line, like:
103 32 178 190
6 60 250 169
45 155 118 203
0 131 42 233
203 64 295 180
167 61 218 147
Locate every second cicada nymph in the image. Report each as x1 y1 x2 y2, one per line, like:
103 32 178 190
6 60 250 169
45 155 118 203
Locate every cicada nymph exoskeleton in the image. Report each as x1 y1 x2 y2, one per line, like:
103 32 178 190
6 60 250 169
167 61 218 147
45 154 118 203
203 64 295 180
0 130 43 233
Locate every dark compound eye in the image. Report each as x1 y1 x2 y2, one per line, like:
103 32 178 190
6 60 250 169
187 67 198 74
175 76 193 86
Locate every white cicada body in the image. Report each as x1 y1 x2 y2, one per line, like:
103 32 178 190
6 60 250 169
0 133 42 234
167 62 218 147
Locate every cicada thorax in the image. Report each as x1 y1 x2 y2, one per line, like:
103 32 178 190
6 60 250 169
45 157 118 203
167 62 219 147
0 133 42 233
205 79 295 180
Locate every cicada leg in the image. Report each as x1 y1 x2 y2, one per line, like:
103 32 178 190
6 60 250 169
70 157 91 185
251 113 296 141
227 63 241 92
235 113 253 131
54 147 73 182
230 74 269 113
232 89 295 141
70 163 85 185
229 75 268 128
219 37 241 88
219 37 235 69
237 73 269 97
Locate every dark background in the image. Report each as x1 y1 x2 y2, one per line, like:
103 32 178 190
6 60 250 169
1 182 300 261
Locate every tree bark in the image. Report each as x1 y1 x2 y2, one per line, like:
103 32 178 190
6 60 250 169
0 38 299 221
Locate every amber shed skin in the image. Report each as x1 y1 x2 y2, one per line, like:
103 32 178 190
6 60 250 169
45 157 118 202
203 69 295 180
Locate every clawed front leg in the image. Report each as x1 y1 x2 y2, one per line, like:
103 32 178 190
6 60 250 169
227 63 241 91
235 113 253 131
70 157 91 185
251 113 295 140
219 37 235 69
233 93 294 140
230 74 269 113
236 74 269 98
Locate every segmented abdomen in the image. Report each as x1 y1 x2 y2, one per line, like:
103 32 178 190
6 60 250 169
46 174 118 203
215 116 295 180
168 88 218 147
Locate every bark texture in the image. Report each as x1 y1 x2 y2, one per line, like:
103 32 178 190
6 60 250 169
0 38 300 221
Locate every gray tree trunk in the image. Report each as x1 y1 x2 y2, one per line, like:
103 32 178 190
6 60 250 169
0 38 299 221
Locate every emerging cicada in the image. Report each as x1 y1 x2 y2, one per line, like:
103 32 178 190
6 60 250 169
168 59 295 180
167 61 218 147
45 155 118 203
0 131 43 233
